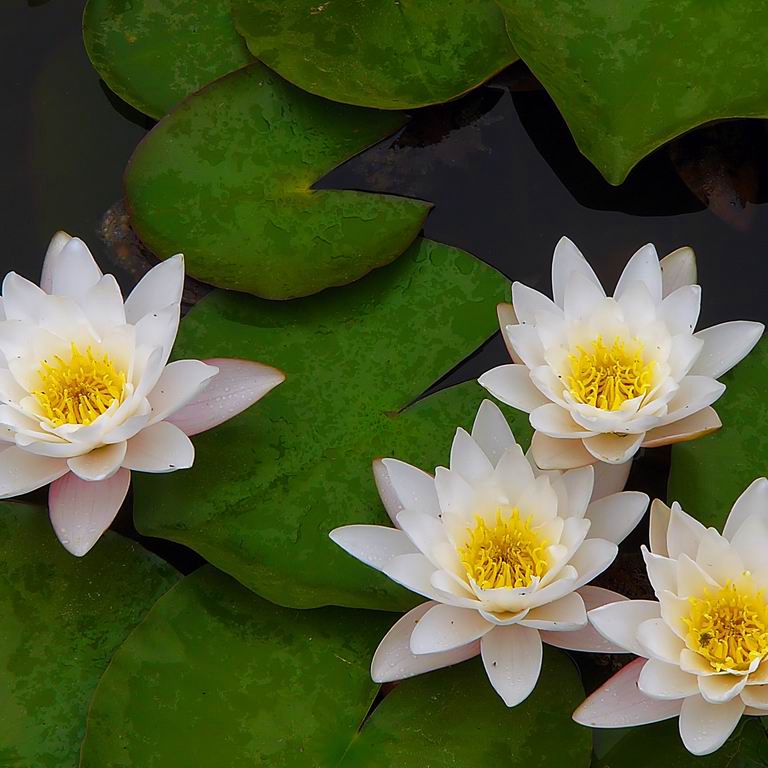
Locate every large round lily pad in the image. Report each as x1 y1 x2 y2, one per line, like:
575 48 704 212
0 502 179 767
125 63 430 299
132 238 526 611
80 567 590 767
498 0 768 184
231 0 518 110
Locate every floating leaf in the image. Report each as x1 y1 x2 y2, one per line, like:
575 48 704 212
0 502 179 768
126 63 430 299
230 0 518 110
132 238 525 610
498 1 768 184
83 0 254 119
80 567 590 767
669 340 768 529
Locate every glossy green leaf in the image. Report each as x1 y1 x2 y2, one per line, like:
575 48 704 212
125 63 430 299
595 718 768 767
81 567 590 767
83 0 254 119
231 0 518 110
0 502 179 768
669 340 768 529
133 238 526 610
498 1 768 184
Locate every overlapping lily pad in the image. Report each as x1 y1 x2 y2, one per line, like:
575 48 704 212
669 340 768 530
132 238 526 610
231 0 518 110
498 0 768 184
83 0 253 119
125 63 430 299
80 567 590 767
0 502 179 767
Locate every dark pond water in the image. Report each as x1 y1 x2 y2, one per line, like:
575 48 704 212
5 0 768 595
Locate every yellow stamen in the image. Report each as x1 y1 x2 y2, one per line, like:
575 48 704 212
33 343 126 426
459 508 549 590
568 335 655 411
683 581 768 672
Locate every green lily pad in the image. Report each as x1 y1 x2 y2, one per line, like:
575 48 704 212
669 340 768 530
498 1 768 184
83 0 254 119
132 238 526 610
595 718 768 767
0 502 179 768
230 0 518 110
80 567 590 767
125 63 430 299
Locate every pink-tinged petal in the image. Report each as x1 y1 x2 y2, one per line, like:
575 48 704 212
48 469 131 556
329 525 417 573
40 231 72 293
478 365 549 413
660 246 696 297
371 602 480 683
530 432 596 470
638 659 698 699
481 624 542 707
410 603 493 654
583 432 645 465
585 491 649 545
67 441 127 482
723 476 768 542
588 599 660 656
471 399 517 465
148 359 219 425
573 658 682 728
374 458 439 524
42 236 102 299
124 253 184 324
591 459 632 499
691 321 764 379
165 358 284 436
641 407 721 448
551 236 603 308
614 243 662 303
679 694 744 756
122 421 194 473
0 446 68 497
497 303 521 363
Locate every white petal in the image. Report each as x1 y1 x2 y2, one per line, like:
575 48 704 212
531 403 594 438
569 537 618 589
649 499 672 557
2 272 48 323
124 254 184 324
449 428 494 483
642 546 678 597
329 525 417 573
678 694 744 756
676 553 719 598
134 305 179 369
667 501 707 560
520 592 586 631
551 236 603 308
573 658 683 728
615 243 662 303
564 271 607 324
641 407 721 448
48 468 130 556
45 237 102 299
660 246 696 297
530 432 595 470
723 477 768 541
40 231 72 293
434 467 475 520
588 599 661 656
583 432 645 465
146 359 220 426
730 510 768 575
695 528 744 586
659 284 701 336
504 323 547 368
374 458 439 525
498 303 521 362
691 321 764 379
67 441 127 482
0 446 67 497
371 602 480 683
493 444 536 503
638 659 698 699
740 685 768 710
699 673 747 704
585 491 649 544
122 421 194 473
511 282 560 325
478 365 548 413
471 399 517 465
636 618 685 664
616 280 658 329
396 509 446 559
658 376 726 427
481 624 542 707
559 465 595 519
591 459 632 499
410 603 492 654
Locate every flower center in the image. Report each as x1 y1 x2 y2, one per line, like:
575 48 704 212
459 508 549 590
683 582 768 672
568 335 655 411
33 343 126 427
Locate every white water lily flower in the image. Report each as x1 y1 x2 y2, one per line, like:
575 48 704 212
0 233 284 556
330 400 648 706
479 238 763 468
576 479 768 756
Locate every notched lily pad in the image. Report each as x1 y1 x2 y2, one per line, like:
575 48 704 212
80 567 590 767
231 0 518 110
0 502 179 768
125 63 430 299
83 0 254 119
132 238 526 610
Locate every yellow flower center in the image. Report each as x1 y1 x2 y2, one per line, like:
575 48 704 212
459 508 549 590
568 335 655 411
33 343 126 427
683 582 768 672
